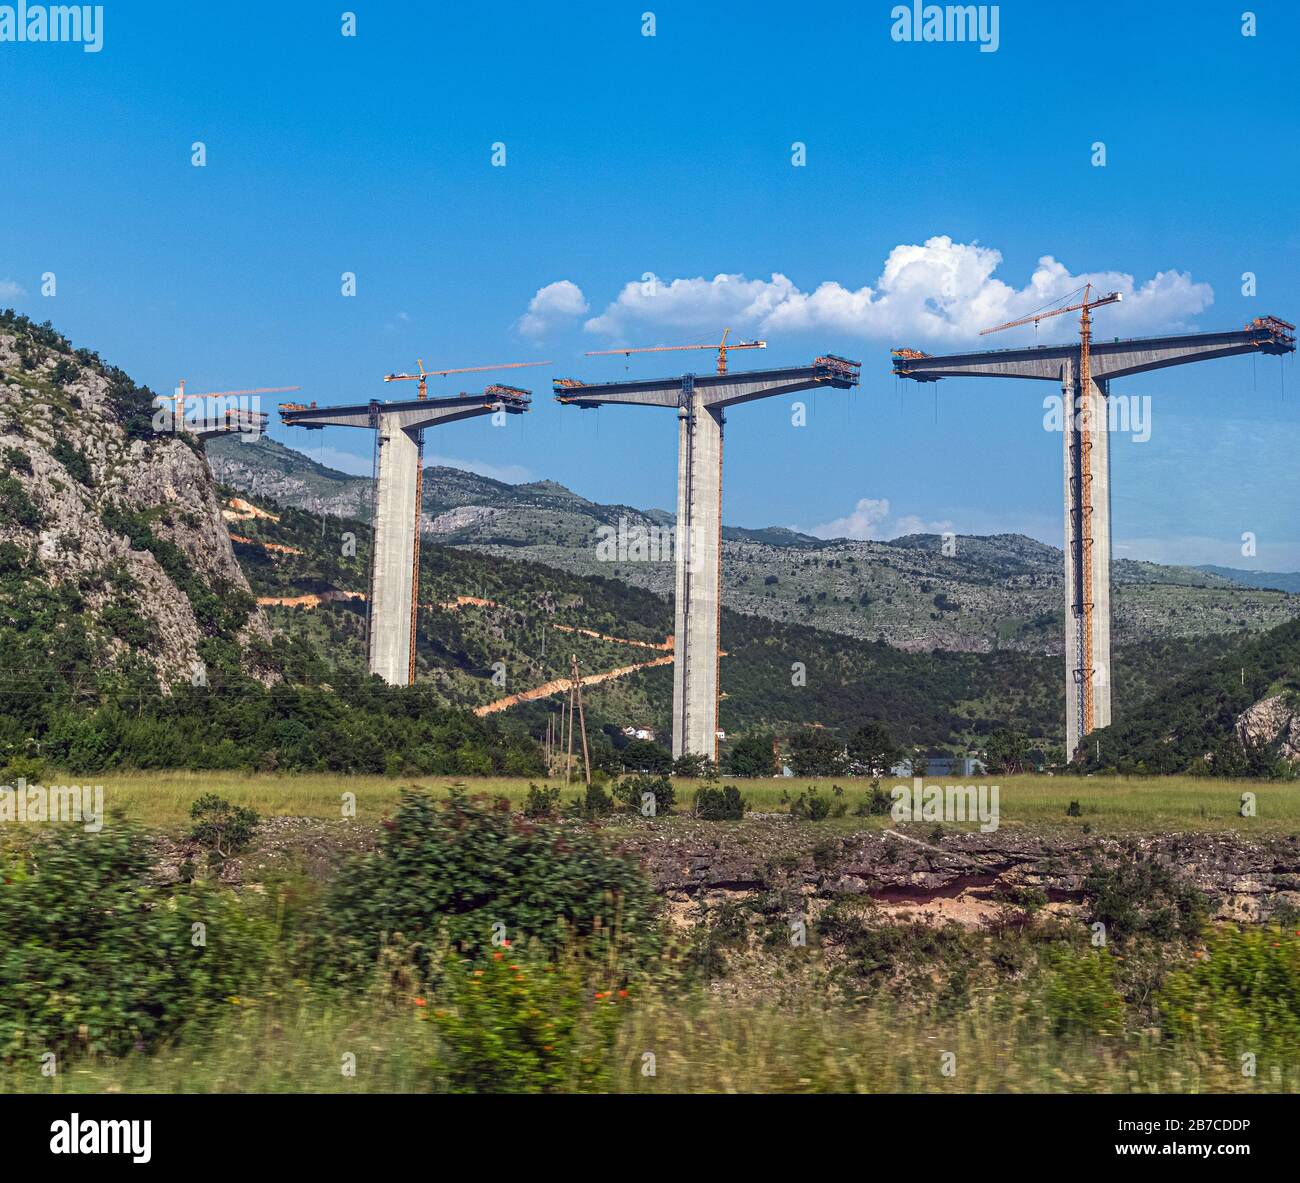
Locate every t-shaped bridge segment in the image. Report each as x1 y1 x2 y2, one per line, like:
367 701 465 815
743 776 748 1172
279 387 531 686
892 317 1295 759
189 409 270 440
556 356 861 760
153 405 271 441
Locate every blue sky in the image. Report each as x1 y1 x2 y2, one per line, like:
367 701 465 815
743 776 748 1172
2 0 1297 567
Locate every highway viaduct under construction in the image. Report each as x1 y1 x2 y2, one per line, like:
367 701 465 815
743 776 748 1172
279 387 530 685
555 354 861 761
893 315 1295 759
259 316 1290 765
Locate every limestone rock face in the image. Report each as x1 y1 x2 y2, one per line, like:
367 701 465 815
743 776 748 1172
1235 694 1300 762
0 324 272 686
427 504 501 534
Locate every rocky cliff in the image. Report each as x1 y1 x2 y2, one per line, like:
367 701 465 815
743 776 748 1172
0 313 271 686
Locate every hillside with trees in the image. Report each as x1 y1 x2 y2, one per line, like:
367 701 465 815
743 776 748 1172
1080 618 1300 778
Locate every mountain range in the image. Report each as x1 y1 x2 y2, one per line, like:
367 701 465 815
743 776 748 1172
208 433 1300 655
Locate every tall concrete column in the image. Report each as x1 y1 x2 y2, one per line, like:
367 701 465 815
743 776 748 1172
554 356 861 762
1062 360 1081 758
369 422 420 685
1064 363 1112 759
673 387 724 761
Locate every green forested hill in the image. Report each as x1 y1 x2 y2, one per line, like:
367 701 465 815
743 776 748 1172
1081 619 1300 777
227 488 1246 758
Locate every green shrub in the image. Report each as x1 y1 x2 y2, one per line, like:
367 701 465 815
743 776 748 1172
0 754 47 785
789 788 834 821
0 822 275 1058
522 783 562 819
1038 947 1126 1037
430 949 626 1093
2 447 32 476
854 783 893 816
571 779 614 819
319 788 659 984
614 773 675 817
189 793 260 864
51 436 92 486
0 475 42 529
49 358 80 386
1084 854 1206 943
694 784 746 821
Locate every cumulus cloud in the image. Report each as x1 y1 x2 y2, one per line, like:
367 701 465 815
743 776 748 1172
808 497 953 542
0 279 26 302
516 280 588 339
577 238 1213 345
584 273 798 340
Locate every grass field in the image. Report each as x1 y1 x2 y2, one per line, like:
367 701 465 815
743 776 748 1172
25 769 1296 832
6 986 1290 1094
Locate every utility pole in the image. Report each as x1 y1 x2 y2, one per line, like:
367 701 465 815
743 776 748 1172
565 680 575 783
571 653 592 788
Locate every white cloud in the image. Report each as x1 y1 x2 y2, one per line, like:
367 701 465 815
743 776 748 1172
516 280 588 339
807 497 953 541
577 238 1213 345
584 273 798 340
0 279 26 302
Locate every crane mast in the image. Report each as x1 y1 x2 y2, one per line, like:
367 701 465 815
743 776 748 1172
166 380 300 426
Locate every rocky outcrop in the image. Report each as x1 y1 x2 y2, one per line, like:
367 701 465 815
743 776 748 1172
427 504 501 534
0 322 271 685
618 820 1300 925
1236 694 1300 762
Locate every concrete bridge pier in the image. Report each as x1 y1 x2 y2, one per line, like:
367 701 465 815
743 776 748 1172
673 383 725 760
1063 362 1113 759
370 417 423 684
556 355 861 761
